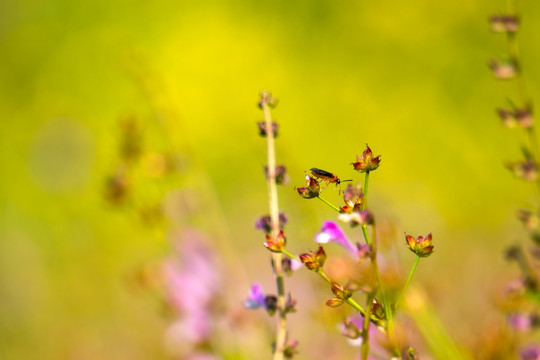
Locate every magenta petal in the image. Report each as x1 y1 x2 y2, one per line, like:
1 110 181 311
315 221 357 258
244 283 266 309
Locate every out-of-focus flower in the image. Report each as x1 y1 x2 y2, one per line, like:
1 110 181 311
282 257 303 275
506 160 538 181
258 90 279 109
338 209 374 228
489 59 518 79
163 230 221 350
299 246 327 271
508 313 538 332
315 221 357 258
119 116 142 162
295 173 320 199
255 212 288 234
340 184 364 213
104 171 130 204
497 108 533 128
142 151 178 178
405 233 434 257
517 209 539 230
243 283 267 309
490 14 519 33
352 145 381 173
257 121 279 137
521 344 540 360
283 339 299 359
265 165 290 185
356 243 371 261
263 230 286 252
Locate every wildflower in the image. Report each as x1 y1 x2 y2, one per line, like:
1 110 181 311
521 344 540 360
295 173 320 199
489 59 518 79
255 212 288 234
508 313 539 332
315 221 357 258
265 164 289 185
326 282 353 307
506 159 538 181
338 209 374 228
490 14 519 33
352 145 381 173
405 233 434 257
263 230 286 252
299 246 327 271
243 283 267 309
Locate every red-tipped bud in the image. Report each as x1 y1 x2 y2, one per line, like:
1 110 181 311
330 281 353 300
352 145 381 173
263 230 286 252
325 297 345 307
299 246 327 271
295 174 320 199
405 233 434 257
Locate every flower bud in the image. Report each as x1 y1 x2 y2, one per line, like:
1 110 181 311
258 90 279 109
405 233 434 257
265 164 289 185
352 145 381 173
506 160 538 181
255 212 288 234
257 121 279 137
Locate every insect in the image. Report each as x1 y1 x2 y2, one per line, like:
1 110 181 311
310 168 352 194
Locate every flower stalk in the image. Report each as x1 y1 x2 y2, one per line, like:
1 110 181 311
260 91 288 360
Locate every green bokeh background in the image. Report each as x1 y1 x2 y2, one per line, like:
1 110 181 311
2 0 540 358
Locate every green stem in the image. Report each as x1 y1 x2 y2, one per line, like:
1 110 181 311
362 171 370 210
395 255 421 308
361 224 371 247
281 249 301 262
317 196 341 212
361 294 375 360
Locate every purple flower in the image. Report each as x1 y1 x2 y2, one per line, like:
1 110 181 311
508 313 534 332
243 283 266 309
521 344 540 360
315 221 357 258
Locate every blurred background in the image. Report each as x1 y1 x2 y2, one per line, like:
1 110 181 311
2 0 540 359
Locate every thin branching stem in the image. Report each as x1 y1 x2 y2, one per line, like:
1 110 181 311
395 255 421 308
317 195 341 212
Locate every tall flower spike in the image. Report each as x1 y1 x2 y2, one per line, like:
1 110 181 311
352 145 381 173
405 233 434 257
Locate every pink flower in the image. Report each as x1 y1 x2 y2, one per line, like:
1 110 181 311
243 283 266 309
315 221 357 258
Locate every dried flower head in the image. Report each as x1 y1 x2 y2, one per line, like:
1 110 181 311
352 145 381 173
258 90 279 109
295 173 320 199
263 230 286 252
325 282 353 307
405 233 434 257
299 246 327 271
490 14 519 33
340 184 364 213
